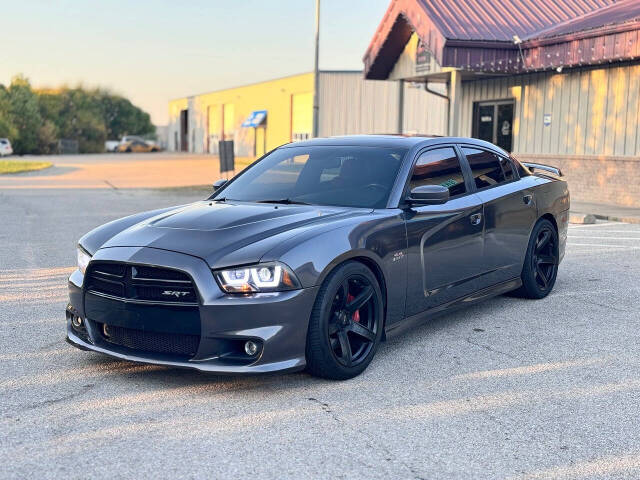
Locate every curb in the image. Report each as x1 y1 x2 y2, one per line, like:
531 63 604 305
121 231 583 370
569 213 596 224
570 211 640 225
591 213 640 225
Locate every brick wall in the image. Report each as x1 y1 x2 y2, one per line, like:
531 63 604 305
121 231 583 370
514 154 640 208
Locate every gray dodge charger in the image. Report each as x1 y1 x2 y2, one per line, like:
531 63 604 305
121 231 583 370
67 135 569 379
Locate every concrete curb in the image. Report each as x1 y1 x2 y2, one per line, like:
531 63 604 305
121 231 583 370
570 211 640 225
591 214 640 225
569 213 596 224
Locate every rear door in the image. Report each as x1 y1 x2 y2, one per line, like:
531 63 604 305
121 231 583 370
404 146 484 316
460 146 536 286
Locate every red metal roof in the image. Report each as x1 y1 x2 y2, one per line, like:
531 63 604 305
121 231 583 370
364 0 640 79
418 0 615 41
529 0 640 39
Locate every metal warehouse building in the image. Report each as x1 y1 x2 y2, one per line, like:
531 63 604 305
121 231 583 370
170 0 640 207
168 71 403 158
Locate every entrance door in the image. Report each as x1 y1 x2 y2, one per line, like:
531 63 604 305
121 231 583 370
473 101 514 152
180 109 188 152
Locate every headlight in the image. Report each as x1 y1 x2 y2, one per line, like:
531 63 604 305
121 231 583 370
77 246 92 274
213 262 301 293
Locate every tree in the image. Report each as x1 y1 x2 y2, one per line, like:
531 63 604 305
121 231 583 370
0 75 155 154
0 86 18 140
6 75 42 154
99 93 155 140
37 120 58 154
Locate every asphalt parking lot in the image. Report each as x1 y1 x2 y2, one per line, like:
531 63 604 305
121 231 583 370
2 174 640 478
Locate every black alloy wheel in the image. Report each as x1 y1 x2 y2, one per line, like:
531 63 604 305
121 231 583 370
306 261 383 379
513 218 559 299
532 226 558 291
328 275 377 367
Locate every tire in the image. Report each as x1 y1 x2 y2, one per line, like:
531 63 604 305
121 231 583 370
512 218 559 299
306 261 384 380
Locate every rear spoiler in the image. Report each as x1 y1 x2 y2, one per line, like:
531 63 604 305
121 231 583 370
522 162 563 177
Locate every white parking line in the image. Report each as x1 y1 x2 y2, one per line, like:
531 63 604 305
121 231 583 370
569 243 640 248
568 236 640 240
568 222 623 228
568 230 640 234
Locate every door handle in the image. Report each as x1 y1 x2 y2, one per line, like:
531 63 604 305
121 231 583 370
523 194 533 205
470 213 482 226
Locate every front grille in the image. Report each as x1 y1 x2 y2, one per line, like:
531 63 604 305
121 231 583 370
86 262 198 304
133 265 190 282
101 324 200 356
89 276 125 297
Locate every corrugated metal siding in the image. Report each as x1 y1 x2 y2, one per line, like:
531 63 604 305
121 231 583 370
403 83 448 135
318 72 400 136
460 64 640 156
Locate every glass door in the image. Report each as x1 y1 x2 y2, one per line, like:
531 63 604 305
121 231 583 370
473 100 514 152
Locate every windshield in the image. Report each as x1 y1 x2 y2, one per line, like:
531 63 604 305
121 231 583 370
214 145 407 208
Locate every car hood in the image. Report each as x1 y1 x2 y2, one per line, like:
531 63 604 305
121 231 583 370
101 201 370 268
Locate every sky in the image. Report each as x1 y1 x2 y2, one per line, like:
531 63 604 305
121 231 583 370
0 0 390 126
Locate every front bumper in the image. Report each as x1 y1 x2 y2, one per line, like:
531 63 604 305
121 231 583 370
66 246 318 374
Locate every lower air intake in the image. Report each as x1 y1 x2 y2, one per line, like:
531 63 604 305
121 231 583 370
101 324 200 357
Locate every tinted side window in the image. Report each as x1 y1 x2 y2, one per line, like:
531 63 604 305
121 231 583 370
512 156 531 177
500 155 515 181
410 147 466 197
462 148 506 190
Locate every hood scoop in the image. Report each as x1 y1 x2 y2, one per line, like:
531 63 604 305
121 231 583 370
148 201 329 232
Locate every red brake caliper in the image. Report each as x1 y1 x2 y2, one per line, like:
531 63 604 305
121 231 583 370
347 294 360 323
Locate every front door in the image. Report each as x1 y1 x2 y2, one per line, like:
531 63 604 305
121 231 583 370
404 146 485 316
473 101 514 152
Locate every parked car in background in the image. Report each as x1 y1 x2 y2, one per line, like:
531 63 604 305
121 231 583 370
67 135 569 379
0 138 13 156
120 135 145 144
105 140 120 152
115 139 160 153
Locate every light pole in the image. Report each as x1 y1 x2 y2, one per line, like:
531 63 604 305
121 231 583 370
312 0 320 138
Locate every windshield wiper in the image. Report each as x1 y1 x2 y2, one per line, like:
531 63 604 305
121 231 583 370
256 198 310 205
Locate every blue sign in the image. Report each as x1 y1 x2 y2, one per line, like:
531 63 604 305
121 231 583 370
241 110 267 128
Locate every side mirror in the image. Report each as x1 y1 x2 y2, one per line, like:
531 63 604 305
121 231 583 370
213 179 228 191
407 185 450 206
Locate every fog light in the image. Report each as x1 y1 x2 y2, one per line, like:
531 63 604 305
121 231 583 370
71 316 83 328
244 340 259 356
102 324 111 337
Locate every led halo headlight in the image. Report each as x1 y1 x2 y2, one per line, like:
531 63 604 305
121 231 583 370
77 246 92 275
214 262 301 293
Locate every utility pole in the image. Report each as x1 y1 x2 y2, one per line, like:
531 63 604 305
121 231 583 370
312 0 320 138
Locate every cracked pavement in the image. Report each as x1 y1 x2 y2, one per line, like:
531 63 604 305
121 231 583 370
1 178 640 479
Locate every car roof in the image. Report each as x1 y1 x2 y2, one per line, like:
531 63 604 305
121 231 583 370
279 134 505 153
